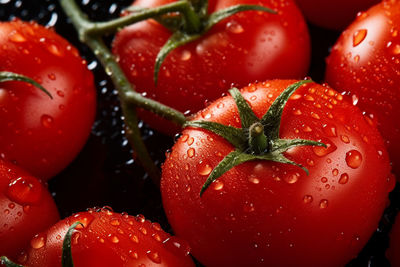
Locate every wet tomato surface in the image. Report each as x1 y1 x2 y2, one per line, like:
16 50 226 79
0 1 399 267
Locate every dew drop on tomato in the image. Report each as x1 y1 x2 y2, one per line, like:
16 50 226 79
197 160 212 176
130 234 139 243
30 233 46 249
339 173 349 184
110 218 121 226
248 176 260 184
319 199 329 209
212 180 224 191
303 195 313 204
8 30 26 43
345 150 363 168
108 234 119 244
6 176 42 205
147 251 162 264
313 142 337 157
187 148 195 158
353 29 368 47
284 172 299 184
40 114 54 128
129 250 139 259
163 236 191 257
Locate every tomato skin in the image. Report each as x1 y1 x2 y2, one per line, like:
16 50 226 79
325 0 400 177
113 0 310 134
0 159 59 260
19 208 195 267
0 20 96 180
161 80 394 266
295 0 379 30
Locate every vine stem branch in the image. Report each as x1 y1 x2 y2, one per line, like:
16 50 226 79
60 0 191 186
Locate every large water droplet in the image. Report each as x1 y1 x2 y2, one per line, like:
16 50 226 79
212 180 224 191
284 172 299 184
7 176 42 205
197 160 212 176
9 30 26 43
41 114 54 128
187 148 195 158
30 234 46 249
313 142 337 157
227 21 244 34
345 150 362 169
353 29 367 47
147 251 161 264
319 199 329 209
303 195 313 204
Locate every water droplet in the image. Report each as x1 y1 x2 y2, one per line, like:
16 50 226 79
130 234 139 243
319 199 329 209
340 135 350 143
129 250 139 259
4 209 9 215
248 176 260 184
346 150 362 169
284 172 299 184
163 236 191 256
41 114 54 128
147 251 161 264
392 44 400 55
212 180 224 191
321 177 328 183
227 21 244 34
332 168 339 176
181 50 191 61
313 142 337 157
243 202 255 212
353 29 367 47
197 160 212 176
323 124 337 137
9 30 26 43
187 148 195 158
110 219 120 226
303 195 313 204
8 203 15 209
30 234 46 249
7 176 42 205
339 173 349 184
108 234 119 243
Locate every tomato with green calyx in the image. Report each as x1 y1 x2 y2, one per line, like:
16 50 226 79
0 159 59 261
0 19 96 180
113 0 310 134
295 0 379 30
325 0 400 178
11 207 195 267
161 80 394 266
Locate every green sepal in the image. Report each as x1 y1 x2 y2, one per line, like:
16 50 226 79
0 256 24 267
0 71 52 99
204 4 276 31
229 88 259 129
271 138 326 154
261 80 311 140
154 31 200 85
153 3 276 84
185 120 246 150
62 221 82 267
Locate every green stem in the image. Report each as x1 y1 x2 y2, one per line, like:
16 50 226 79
248 122 268 153
60 0 193 186
80 1 201 37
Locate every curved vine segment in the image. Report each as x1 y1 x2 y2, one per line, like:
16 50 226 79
184 80 326 196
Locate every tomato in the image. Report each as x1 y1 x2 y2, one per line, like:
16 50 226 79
325 0 400 177
112 0 310 134
0 19 96 180
388 214 400 267
294 0 379 30
16 207 195 267
0 159 59 260
161 80 394 266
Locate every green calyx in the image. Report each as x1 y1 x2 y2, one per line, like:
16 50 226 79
62 221 82 267
0 256 24 267
184 80 326 196
126 0 276 85
0 71 52 99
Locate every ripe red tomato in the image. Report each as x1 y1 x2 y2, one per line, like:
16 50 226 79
325 0 400 177
161 80 394 266
388 214 400 267
294 0 379 30
0 19 96 180
0 159 59 260
17 207 195 267
112 0 310 134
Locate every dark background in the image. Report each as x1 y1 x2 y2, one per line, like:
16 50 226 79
1 0 399 266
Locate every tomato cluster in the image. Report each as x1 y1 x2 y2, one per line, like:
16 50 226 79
1 0 400 267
